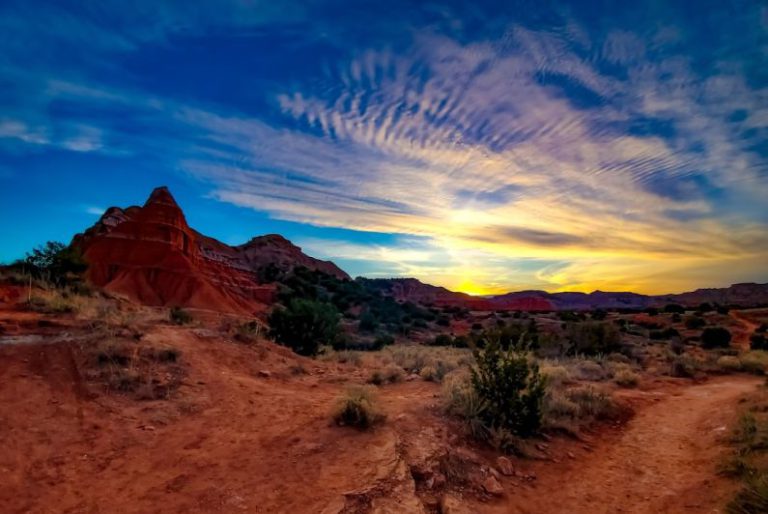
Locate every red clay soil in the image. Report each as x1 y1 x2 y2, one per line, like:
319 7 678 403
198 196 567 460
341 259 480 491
488 376 761 514
0 307 761 513
730 309 765 350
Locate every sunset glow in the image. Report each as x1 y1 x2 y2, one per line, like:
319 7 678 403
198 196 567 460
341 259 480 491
0 0 766 294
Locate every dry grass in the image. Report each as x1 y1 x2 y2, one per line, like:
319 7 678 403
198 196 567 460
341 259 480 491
613 368 640 388
332 385 385 429
89 339 184 400
720 387 768 514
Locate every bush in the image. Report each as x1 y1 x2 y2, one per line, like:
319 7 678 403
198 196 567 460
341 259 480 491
650 327 680 340
613 369 640 388
452 335 470 348
664 304 685 314
269 298 340 356
332 386 384 429
471 334 546 437
169 306 193 325
566 322 621 355
685 316 706 329
566 385 619 419
740 352 768 375
726 476 768 514
420 366 438 382
21 241 87 286
670 354 699 377
432 334 453 346
358 311 378 332
718 355 743 373
574 359 609 381
540 365 571 387
372 334 395 350
702 327 732 349
442 374 488 440
751 334 768 351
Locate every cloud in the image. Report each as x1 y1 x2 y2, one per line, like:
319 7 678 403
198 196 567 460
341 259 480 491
0 1 766 294
85 206 105 216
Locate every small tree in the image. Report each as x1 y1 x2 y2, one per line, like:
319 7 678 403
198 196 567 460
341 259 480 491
701 327 732 349
269 298 340 356
471 333 546 438
23 241 86 286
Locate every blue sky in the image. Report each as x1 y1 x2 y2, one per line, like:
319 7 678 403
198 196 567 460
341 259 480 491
1 0 766 294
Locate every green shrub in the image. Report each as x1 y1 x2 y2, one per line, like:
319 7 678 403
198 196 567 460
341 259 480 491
566 321 621 355
471 334 546 437
685 316 706 329
702 327 732 349
452 335 470 348
169 306 193 325
650 327 680 340
268 298 340 356
332 386 384 429
432 334 453 346
358 311 378 332
21 241 87 287
751 334 768 351
664 304 685 314
372 334 395 350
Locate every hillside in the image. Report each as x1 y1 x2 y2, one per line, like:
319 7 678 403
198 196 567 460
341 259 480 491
71 186 348 315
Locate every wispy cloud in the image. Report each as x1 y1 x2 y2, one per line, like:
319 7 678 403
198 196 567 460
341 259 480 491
0 1 766 293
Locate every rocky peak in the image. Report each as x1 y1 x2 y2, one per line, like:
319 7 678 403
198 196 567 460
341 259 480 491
144 186 179 208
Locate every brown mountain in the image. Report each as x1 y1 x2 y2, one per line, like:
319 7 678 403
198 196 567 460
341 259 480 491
72 186 348 315
366 279 768 311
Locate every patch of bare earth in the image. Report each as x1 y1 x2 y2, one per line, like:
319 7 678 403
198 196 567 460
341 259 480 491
0 306 761 514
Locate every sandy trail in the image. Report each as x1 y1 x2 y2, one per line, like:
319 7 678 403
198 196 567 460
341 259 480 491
730 310 762 350
497 376 762 514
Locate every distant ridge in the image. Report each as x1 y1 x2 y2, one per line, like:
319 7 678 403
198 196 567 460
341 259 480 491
363 277 768 311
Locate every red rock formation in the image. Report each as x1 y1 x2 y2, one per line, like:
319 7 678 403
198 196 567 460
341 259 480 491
72 187 348 315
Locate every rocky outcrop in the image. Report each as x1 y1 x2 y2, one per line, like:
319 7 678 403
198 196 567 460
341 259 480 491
72 186 348 315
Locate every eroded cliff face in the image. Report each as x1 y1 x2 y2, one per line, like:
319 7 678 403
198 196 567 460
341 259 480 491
71 186 346 315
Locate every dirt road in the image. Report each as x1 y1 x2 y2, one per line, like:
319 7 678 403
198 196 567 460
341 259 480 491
497 376 762 514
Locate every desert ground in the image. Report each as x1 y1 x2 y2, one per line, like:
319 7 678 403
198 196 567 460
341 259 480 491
2 282 767 514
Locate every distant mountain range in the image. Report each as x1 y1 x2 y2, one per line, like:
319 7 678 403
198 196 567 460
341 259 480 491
68 187 768 314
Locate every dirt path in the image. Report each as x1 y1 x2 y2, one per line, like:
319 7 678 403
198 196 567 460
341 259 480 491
496 376 762 514
730 310 762 350
0 309 762 514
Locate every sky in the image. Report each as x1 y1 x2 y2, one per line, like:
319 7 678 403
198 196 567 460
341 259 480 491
0 0 766 295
